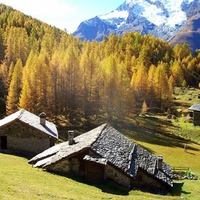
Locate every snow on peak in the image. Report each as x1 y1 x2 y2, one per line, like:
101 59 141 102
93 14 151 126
99 10 129 20
122 0 196 27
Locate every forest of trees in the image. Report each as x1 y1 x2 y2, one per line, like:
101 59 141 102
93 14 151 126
0 4 200 126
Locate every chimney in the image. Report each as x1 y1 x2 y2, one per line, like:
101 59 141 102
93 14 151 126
157 156 163 170
68 130 75 145
39 112 46 126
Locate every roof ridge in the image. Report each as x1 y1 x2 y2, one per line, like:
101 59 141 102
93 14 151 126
38 124 107 168
127 143 136 173
90 123 109 147
17 109 26 119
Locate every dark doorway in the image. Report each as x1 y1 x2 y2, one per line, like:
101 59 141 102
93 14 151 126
85 162 105 184
0 136 7 149
50 137 54 147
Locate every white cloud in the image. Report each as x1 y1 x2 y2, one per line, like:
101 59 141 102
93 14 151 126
0 0 78 33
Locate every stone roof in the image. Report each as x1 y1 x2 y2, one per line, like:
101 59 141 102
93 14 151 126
91 125 135 174
29 123 173 187
0 109 58 139
29 123 106 166
132 145 172 187
189 103 200 111
83 155 107 165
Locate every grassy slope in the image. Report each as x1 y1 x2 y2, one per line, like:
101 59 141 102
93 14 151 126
0 87 200 200
0 153 182 200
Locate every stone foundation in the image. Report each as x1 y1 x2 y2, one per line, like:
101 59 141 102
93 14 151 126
105 164 130 188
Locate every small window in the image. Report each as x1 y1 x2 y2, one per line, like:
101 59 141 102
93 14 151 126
0 136 7 149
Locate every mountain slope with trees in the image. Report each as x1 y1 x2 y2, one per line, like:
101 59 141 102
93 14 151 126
0 4 200 127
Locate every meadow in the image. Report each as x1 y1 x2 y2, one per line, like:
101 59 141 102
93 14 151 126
0 152 194 200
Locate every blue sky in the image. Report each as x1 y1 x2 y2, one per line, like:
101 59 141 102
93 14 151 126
0 0 125 33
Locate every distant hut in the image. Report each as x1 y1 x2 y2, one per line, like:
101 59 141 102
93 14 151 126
0 109 58 156
189 103 200 126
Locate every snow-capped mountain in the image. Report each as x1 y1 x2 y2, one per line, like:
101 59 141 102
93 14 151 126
73 0 200 51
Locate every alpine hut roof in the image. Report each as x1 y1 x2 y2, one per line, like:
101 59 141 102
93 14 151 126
189 103 200 111
29 123 173 187
0 109 58 139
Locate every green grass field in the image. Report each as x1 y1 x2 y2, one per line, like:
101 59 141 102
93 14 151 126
0 87 200 200
0 153 188 200
1 118 199 200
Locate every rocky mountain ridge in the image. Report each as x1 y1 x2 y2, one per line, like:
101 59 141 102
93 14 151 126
73 0 200 52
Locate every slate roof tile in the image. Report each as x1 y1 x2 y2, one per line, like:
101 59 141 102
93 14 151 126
189 103 200 111
91 125 135 173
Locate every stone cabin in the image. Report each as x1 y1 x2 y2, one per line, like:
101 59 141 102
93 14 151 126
29 123 173 192
189 103 200 126
0 109 58 156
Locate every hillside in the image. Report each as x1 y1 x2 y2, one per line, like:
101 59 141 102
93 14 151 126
0 154 177 200
0 120 200 200
1 88 200 200
1 93 200 200
1 4 200 140
0 3 200 199
170 13 200 53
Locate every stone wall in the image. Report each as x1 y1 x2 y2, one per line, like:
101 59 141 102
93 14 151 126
0 121 53 155
46 150 132 188
45 150 132 188
131 169 167 190
47 159 70 173
46 158 80 174
71 158 80 173
105 164 131 188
